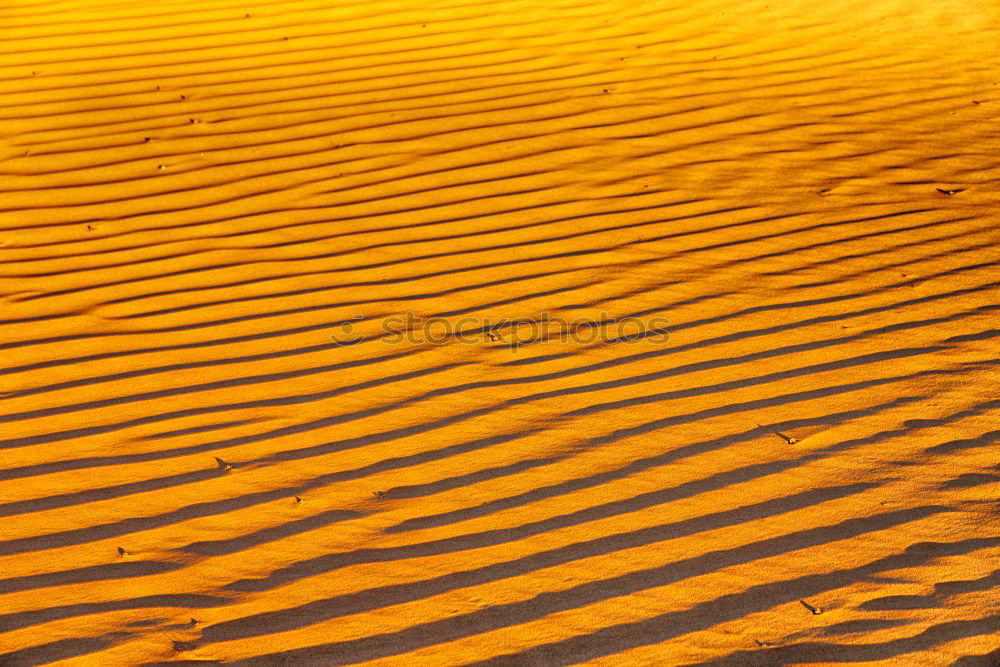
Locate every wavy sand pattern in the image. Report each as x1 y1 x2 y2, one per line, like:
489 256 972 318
2 0 1000 664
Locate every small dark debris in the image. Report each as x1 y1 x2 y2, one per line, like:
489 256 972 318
799 599 822 615
180 94 187 100
294 495 303 504
936 188 965 196
189 618 200 627
143 136 152 143
117 546 129 557
774 430 798 444
215 456 233 472
373 490 387 499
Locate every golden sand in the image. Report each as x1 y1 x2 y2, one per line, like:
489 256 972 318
1 0 999 664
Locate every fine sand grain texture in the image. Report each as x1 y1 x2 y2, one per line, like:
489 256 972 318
2 0 1000 664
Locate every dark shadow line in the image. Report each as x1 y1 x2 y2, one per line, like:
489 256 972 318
222 509 961 665
0 594 228 633
197 481 878 644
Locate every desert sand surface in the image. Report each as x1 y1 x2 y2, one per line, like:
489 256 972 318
1 0 999 664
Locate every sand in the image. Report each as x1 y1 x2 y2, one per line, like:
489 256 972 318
1 0 999 664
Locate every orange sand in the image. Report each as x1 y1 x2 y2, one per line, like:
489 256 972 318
1 0 999 664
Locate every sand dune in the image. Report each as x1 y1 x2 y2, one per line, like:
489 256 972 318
2 0 999 664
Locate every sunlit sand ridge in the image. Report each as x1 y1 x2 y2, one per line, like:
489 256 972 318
1 0 999 663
